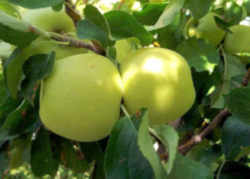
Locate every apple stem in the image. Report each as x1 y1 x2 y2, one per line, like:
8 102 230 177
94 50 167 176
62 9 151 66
121 104 131 118
65 0 81 26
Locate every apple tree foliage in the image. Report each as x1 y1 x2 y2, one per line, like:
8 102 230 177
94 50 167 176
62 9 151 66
0 0 250 178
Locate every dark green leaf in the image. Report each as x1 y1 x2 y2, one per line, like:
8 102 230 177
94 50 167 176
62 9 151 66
77 5 113 48
152 125 179 174
177 38 220 72
0 150 8 177
21 52 55 104
105 116 154 179
31 128 59 177
225 87 250 125
187 141 221 171
105 11 154 45
185 0 213 19
222 116 250 160
80 142 105 179
106 46 117 64
0 100 39 145
168 154 213 179
60 140 89 173
0 11 37 48
8 0 64 9
137 111 167 179
9 136 31 169
133 3 167 25
3 48 24 98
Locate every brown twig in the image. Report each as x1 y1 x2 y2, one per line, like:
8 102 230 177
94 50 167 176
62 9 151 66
50 33 105 55
65 0 82 26
178 109 231 155
242 67 250 86
173 64 250 156
117 0 125 10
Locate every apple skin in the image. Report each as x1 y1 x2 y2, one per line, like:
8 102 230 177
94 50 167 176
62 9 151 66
224 25 250 64
189 13 225 47
121 47 196 125
115 38 138 63
22 7 75 33
39 53 123 142
19 39 87 61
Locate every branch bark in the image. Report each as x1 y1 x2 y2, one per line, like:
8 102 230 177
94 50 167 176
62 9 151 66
178 109 231 155
175 63 250 156
65 0 81 25
242 67 250 87
50 32 105 55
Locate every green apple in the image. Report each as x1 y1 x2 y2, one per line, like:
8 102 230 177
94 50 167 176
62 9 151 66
121 47 196 125
39 53 123 142
224 25 250 63
18 38 87 61
22 7 75 33
115 38 138 63
189 13 225 46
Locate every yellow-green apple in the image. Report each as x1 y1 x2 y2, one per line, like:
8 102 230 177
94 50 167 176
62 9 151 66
39 53 123 142
22 7 75 33
189 13 225 46
115 38 138 63
224 25 250 64
121 47 196 125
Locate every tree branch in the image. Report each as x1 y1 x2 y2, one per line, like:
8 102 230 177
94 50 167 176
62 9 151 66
65 0 81 26
178 109 231 155
242 67 250 87
175 63 250 156
50 32 105 55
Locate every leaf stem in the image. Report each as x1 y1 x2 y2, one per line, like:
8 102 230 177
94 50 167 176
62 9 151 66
121 104 130 118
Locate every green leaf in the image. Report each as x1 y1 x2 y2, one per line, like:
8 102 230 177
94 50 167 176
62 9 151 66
8 0 64 9
80 142 105 179
212 54 246 108
0 11 37 48
187 141 221 172
31 128 59 177
104 116 154 179
176 38 220 73
222 116 250 160
133 3 167 25
152 125 179 174
0 1 21 18
60 140 89 173
21 52 55 104
153 0 185 29
0 100 39 145
225 87 250 125
137 111 167 179
106 46 117 64
105 11 154 45
168 154 213 179
0 150 8 178
185 0 213 19
4 48 27 99
9 136 31 169
77 5 113 48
